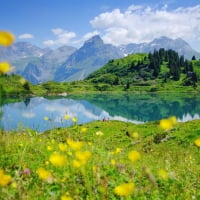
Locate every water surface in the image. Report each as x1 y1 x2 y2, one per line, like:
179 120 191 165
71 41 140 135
1 93 200 132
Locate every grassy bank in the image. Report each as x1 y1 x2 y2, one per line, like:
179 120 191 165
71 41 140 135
0 119 200 199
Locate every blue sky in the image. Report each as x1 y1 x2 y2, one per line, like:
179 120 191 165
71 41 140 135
1 0 200 51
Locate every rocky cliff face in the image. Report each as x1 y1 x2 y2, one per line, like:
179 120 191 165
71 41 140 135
54 35 124 81
1 36 199 84
120 36 200 60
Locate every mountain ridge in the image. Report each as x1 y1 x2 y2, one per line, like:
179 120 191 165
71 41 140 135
1 35 199 84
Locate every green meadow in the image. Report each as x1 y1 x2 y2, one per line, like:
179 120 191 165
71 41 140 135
0 119 200 199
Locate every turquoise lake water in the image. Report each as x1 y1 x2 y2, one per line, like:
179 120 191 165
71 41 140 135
1 93 200 132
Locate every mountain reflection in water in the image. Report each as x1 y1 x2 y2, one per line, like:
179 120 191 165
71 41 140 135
1 94 200 132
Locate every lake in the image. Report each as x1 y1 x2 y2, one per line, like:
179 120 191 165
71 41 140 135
1 93 200 132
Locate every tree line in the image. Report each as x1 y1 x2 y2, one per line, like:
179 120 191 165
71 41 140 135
148 48 198 84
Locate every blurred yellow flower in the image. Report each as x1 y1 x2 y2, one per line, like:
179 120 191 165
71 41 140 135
0 62 12 74
0 31 15 46
61 195 73 200
0 169 12 187
80 127 87 133
92 165 97 172
72 159 82 168
19 143 24 147
47 145 53 151
158 169 168 180
75 150 91 164
115 147 122 153
131 132 139 138
11 181 18 188
67 138 83 150
36 168 52 181
128 150 141 162
194 138 200 147
111 159 116 166
96 131 104 136
49 153 67 167
72 117 78 123
19 78 26 85
44 116 49 121
45 161 49 165
64 115 70 120
160 116 177 130
67 151 72 156
58 143 68 152
114 182 134 196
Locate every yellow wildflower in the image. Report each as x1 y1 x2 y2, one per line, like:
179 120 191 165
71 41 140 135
80 127 87 133
128 150 141 162
64 115 70 120
96 131 104 136
47 145 53 151
11 181 17 189
111 159 116 166
19 143 24 147
58 143 68 152
0 31 15 46
61 195 73 200
93 165 97 172
0 169 12 186
72 117 78 123
115 147 122 153
160 116 177 131
19 78 26 85
66 138 83 150
114 182 134 196
194 138 200 147
72 159 82 168
67 151 72 156
36 168 52 181
44 116 49 121
49 153 67 167
45 161 49 165
131 132 139 138
0 62 12 74
158 169 168 180
75 150 91 164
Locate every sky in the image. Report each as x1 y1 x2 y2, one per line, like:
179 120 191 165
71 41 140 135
1 0 200 51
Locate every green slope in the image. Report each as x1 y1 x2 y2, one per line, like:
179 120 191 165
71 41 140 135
86 49 200 88
0 119 199 199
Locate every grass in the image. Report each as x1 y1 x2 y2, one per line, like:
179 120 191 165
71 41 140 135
0 119 200 199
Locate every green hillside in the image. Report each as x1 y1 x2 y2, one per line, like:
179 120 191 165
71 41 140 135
86 49 200 89
0 74 32 99
1 49 200 98
0 119 199 199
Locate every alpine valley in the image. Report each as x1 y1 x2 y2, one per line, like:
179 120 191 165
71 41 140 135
0 35 199 84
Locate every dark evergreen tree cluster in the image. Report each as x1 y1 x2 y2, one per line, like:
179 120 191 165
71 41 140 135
147 48 197 84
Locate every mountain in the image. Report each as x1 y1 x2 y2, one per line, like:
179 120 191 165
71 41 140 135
22 45 76 83
54 35 124 81
120 36 200 60
0 42 48 61
0 42 50 74
0 42 76 84
1 36 199 84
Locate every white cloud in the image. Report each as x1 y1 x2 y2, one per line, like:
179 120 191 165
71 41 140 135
82 31 100 41
43 28 76 46
90 4 200 51
18 33 34 39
